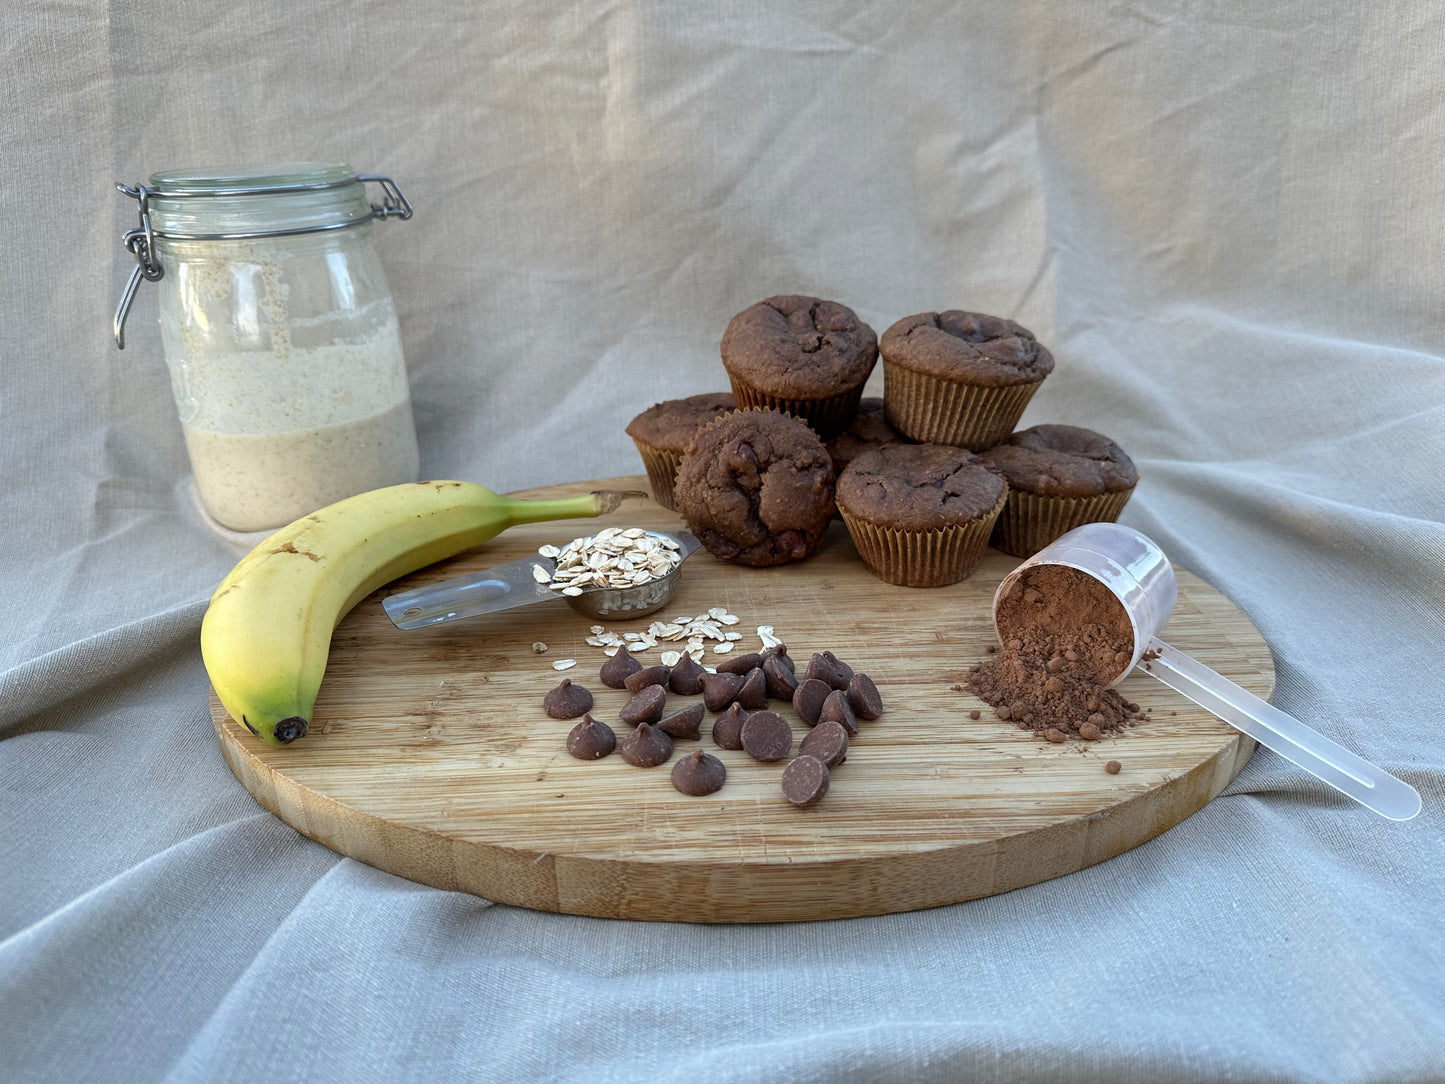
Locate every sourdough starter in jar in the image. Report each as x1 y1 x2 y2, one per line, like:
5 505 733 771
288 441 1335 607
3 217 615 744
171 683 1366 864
159 244 420 531
175 323 418 531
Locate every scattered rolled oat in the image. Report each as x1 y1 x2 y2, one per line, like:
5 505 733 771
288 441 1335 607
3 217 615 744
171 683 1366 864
551 658 578 671
581 608 766 664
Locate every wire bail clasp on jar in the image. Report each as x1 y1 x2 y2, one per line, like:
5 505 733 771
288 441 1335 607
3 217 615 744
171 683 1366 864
113 183 165 350
112 172 413 349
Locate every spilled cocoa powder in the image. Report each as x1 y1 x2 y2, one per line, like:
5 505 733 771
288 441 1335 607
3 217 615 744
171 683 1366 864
965 564 1147 741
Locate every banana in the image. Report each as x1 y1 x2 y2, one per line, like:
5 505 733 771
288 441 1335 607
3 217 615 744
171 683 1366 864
201 480 640 745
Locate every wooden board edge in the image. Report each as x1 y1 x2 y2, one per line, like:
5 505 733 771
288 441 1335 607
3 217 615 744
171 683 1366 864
213 694 1258 922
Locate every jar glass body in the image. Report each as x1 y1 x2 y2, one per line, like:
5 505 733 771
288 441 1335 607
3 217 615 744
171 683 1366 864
147 168 419 532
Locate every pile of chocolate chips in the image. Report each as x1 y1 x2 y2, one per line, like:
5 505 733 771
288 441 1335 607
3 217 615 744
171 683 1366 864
542 642 884 805
965 564 1148 743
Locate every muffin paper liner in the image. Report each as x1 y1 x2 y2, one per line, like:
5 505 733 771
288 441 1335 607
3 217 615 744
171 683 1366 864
726 379 866 440
632 441 685 511
839 487 1008 588
881 363 1042 451
989 486 1135 558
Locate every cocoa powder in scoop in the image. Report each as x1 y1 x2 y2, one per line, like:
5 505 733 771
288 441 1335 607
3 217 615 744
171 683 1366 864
966 564 1145 739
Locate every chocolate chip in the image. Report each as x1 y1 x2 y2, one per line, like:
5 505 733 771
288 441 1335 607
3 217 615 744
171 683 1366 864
700 670 745 712
671 749 726 796
624 664 670 693
805 652 848 691
792 677 831 727
762 654 799 700
781 755 830 807
1105 759 1122 774
761 644 795 674
543 678 594 720
799 719 849 767
822 651 854 684
819 689 858 735
845 672 882 720
715 651 764 675
619 722 673 767
712 703 749 750
657 701 705 740
740 710 793 762
619 684 666 725
600 644 643 688
667 652 707 696
566 714 616 760
736 667 769 710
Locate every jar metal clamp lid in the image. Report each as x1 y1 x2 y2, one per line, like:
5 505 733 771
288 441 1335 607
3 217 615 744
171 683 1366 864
112 163 413 348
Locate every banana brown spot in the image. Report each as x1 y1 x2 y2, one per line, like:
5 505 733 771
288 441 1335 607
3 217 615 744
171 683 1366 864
270 541 321 562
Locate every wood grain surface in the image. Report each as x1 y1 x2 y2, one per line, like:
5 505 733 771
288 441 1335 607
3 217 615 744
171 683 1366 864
211 475 1273 923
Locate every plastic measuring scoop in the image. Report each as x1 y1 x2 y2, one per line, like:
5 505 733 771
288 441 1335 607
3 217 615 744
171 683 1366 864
993 523 1420 822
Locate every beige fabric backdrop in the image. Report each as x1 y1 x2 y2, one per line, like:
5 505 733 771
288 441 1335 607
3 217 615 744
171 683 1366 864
2 2 1442 1081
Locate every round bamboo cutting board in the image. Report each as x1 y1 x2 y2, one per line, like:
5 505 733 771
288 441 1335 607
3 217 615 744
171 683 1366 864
212 476 1273 923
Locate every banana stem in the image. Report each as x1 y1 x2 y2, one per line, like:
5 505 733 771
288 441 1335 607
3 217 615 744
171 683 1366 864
500 489 647 526
590 489 649 515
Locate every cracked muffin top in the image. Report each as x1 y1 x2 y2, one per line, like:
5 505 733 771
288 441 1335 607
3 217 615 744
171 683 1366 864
674 408 836 567
879 310 1054 386
720 296 878 399
977 424 1138 499
836 443 1006 533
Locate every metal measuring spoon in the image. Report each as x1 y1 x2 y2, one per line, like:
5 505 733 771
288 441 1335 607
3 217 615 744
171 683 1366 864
994 523 1421 821
383 529 701 630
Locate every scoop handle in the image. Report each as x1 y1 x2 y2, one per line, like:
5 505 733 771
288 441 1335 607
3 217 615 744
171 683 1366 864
1141 638 1421 821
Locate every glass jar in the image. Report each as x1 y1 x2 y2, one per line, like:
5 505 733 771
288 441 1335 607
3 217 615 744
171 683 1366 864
114 163 420 533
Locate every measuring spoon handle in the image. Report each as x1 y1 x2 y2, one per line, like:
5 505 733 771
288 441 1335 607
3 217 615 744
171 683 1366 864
1142 638 1421 821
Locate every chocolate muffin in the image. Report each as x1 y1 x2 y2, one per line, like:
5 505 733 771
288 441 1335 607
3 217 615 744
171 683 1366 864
720 295 878 438
824 397 908 475
836 443 1007 587
978 424 1139 557
674 408 835 567
625 393 736 511
879 310 1054 450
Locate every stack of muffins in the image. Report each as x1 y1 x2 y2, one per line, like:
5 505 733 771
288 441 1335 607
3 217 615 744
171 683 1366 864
625 294 1138 587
